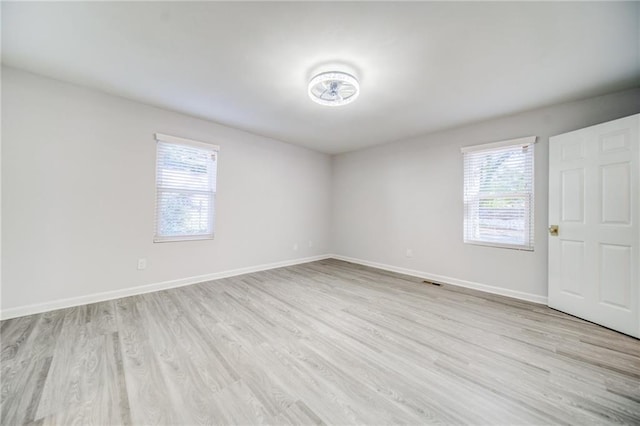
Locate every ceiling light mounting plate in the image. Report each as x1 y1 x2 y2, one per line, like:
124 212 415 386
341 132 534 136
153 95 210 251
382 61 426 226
308 71 359 107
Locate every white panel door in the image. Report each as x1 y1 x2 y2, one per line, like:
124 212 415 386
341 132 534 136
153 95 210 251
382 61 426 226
549 114 639 338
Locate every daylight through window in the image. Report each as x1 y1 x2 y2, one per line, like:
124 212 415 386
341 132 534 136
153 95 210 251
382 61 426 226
462 136 536 250
154 134 219 242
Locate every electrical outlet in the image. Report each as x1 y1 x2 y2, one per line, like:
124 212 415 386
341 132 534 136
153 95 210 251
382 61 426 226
406 249 414 258
137 258 147 270
293 243 299 251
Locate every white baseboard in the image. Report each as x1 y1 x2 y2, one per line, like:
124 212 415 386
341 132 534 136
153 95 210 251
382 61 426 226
1 253 547 320
330 254 548 305
0 254 332 320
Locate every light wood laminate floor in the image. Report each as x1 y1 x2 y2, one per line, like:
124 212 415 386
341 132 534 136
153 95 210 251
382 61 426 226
2 259 639 425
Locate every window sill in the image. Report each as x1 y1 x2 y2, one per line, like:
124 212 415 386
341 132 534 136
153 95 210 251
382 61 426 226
154 234 215 243
464 240 534 251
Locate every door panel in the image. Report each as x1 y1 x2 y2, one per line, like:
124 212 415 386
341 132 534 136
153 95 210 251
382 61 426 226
560 240 585 297
560 137 585 161
561 169 584 222
599 243 632 309
549 114 639 338
599 129 630 153
601 162 631 224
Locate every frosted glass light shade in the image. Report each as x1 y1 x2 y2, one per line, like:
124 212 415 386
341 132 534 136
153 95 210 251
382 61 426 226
308 72 359 106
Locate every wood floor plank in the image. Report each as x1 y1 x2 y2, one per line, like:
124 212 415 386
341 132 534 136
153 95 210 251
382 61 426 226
1 314 40 363
114 297 178 425
272 399 326 426
36 332 130 425
0 355 52 425
20 311 66 363
1 259 639 424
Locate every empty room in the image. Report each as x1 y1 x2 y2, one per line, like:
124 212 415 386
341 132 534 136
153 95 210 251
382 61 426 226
2 1 639 425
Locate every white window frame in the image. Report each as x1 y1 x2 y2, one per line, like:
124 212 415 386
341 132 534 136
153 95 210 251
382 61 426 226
462 136 536 251
154 133 219 243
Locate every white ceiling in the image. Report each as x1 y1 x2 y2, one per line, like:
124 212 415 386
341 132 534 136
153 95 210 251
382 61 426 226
2 2 639 154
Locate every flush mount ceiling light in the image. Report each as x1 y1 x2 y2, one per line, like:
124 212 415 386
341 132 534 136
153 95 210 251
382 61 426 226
308 71 359 106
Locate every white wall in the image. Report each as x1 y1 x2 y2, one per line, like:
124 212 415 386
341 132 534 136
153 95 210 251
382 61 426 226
3 65 639 317
2 67 331 314
331 88 640 302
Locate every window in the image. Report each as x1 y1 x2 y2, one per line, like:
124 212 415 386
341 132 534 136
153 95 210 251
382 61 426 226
154 133 219 242
462 136 536 250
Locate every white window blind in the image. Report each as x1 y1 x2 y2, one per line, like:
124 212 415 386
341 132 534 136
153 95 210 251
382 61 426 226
154 134 219 242
462 136 536 250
